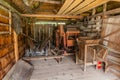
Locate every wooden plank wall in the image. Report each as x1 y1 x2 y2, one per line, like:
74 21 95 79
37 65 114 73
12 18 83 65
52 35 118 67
101 16 120 77
0 32 15 79
18 34 26 58
31 24 55 43
0 5 26 80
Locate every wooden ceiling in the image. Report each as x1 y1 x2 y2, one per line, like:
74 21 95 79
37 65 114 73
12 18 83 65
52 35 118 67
4 0 62 14
57 0 120 15
3 0 120 16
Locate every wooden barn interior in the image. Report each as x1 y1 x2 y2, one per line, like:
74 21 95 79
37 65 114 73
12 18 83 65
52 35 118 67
0 0 120 80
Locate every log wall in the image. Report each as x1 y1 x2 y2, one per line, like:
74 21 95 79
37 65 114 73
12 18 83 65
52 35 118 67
0 5 26 79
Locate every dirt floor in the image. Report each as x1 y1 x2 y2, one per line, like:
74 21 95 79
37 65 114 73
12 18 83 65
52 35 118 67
30 56 118 80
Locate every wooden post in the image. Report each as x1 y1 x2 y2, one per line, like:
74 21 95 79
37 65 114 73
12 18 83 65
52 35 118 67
91 8 96 20
103 3 107 14
9 11 12 34
103 3 107 18
13 30 19 62
92 8 96 16
101 3 107 38
84 45 87 72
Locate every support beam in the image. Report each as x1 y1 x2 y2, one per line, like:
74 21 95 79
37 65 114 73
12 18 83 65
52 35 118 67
101 28 120 39
92 8 96 15
13 30 19 62
23 55 64 61
34 0 61 4
111 0 120 2
103 3 107 13
90 7 120 18
21 14 83 19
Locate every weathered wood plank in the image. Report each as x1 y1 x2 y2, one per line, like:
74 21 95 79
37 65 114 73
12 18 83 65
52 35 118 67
67 0 95 15
21 14 83 19
57 0 74 15
34 0 61 4
23 55 64 61
90 7 120 18
101 28 120 39
74 0 109 15
62 0 83 15
13 30 19 62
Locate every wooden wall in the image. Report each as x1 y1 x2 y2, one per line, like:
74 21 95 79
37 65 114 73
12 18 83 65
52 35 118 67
18 34 26 58
0 32 15 79
0 5 26 79
34 24 55 42
102 16 120 77
27 23 56 44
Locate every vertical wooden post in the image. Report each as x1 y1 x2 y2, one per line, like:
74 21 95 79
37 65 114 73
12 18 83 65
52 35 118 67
91 8 96 20
84 45 87 72
26 18 28 36
103 3 107 18
92 8 96 16
13 30 19 62
101 3 107 37
103 3 107 13
9 11 12 34
91 8 96 30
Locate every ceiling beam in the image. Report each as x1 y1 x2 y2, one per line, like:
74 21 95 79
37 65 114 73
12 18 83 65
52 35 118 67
111 0 120 2
34 0 61 4
57 0 74 15
62 0 83 15
74 0 110 15
36 17 77 21
21 14 83 19
90 7 120 18
67 0 95 15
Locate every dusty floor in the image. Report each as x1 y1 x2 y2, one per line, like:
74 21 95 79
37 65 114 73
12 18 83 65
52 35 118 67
30 56 118 80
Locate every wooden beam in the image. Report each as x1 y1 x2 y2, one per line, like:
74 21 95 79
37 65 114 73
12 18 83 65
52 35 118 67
62 0 83 15
101 28 120 39
111 0 120 2
67 0 95 15
103 3 107 13
21 14 83 19
34 0 61 4
9 11 12 34
13 30 19 62
36 18 70 21
105 8 120 15
73 0 110 15
23 55 64 61
57 0 74 15
92 8 96 15
90 7 120 18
